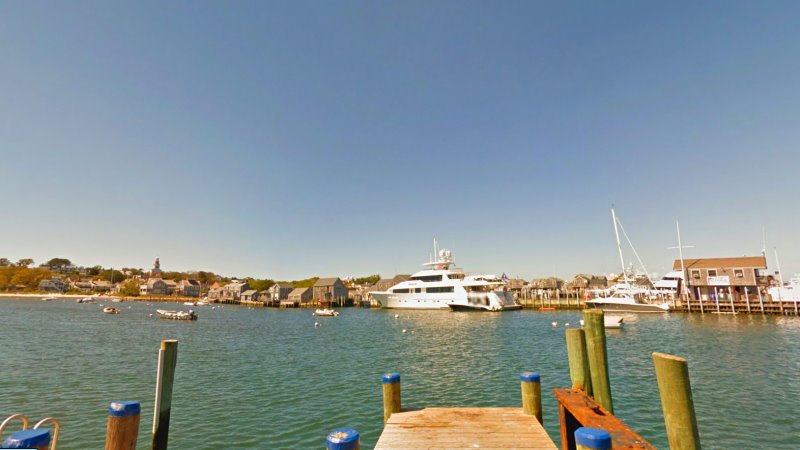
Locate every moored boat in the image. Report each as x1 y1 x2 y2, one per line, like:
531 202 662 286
313 308 339 317
103 307 121 314
156 309 198 320
369 242 520 311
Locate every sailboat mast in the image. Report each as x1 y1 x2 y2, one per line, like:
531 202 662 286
611 207 629 286
774 247 785 286
676 221 689 297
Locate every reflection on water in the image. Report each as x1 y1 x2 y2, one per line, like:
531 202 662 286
1 299 798 449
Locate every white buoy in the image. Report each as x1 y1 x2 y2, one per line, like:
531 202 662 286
565 322 570 327
402 329 407 333
411 330 415 334
314 322 320 327
148 313 153 318
394 314 399 319
552 322 558 327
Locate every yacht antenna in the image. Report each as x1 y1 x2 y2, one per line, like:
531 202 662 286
434 238 438 261
761 227 767 257
774 247 785 286
611 207 629 287
668 220 694 298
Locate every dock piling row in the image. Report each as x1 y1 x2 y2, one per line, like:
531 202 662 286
582 310 613 413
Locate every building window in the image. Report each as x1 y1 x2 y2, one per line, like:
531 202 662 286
691 270 700 279
707 270 717 277
734 269 744 278
411 275 443 282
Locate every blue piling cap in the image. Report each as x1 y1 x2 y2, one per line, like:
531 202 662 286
109 400 141 417
3 428 51 448
382 373 400 384
520 371 540 382
326 428 360 450
575 427 612 449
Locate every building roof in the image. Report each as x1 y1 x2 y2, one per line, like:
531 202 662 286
314 277 341 287
673 256 767 270
289 287 310 295
242 290 258 296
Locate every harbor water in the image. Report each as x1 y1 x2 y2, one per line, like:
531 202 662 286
1 299 799 449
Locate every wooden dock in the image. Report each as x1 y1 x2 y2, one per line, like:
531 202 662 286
374 407 557 449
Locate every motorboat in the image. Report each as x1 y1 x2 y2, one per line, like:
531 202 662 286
42 296 58 301
76 297 97 304
768 274 800 302
369 242 520 311
183 301 197 306
103 307 121 314
579 315 624 329
585 293 670 313
313 308 339 317
156 309 198 321
196 301 210 306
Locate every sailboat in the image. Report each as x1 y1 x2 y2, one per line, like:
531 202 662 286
585 208 670 313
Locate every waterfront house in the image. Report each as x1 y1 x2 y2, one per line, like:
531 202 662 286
312 277 348 304
38 278 67 292
372 275 411 292
221 281 249 302
140 278 168 296
241 289 259 302
92 280 114 292
673 256 769 302
287 287 312 306
177 279 201 297
267 283 294 304
162 279 178 295
565 274 608 292
71 280 94 292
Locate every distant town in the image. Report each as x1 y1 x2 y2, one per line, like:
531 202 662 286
0 252 787 308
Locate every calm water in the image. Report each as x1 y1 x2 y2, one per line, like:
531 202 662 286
1 299 799 449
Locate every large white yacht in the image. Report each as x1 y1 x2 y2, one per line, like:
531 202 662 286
369 247 520 311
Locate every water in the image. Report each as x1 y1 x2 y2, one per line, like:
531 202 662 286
1 299 799 449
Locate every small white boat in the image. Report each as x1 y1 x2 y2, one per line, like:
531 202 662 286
196 301 210 306
579 315 624 329
42 296 58 301
76 297 97 304
103 307 121 314
111 298 123 303
313 308 339 317
156 309 198 321
183 302 197 306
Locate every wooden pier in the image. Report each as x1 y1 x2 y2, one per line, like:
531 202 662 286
375 407 557 449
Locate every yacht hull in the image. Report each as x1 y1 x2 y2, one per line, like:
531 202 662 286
585 300 669 313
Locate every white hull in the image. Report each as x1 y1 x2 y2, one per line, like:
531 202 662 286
585 298 670 313
371 291 519 311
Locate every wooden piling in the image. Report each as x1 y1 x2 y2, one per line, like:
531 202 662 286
565 328 593 396
652 352 701 450
152 339 178 450
520 371 543 424
326 428 360 450
575 427 612 450
382 373 401 422
105 401 140 450
582 310 613 413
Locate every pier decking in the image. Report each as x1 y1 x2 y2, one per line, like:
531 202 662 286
374 407 557 449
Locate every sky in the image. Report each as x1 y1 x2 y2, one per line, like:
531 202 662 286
2 1 800 280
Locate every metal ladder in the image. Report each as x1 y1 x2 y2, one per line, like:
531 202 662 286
0 414 60 449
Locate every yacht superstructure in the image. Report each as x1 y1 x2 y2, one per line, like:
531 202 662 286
369 246 520 311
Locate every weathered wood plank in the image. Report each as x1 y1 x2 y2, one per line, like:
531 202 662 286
375 407 557 449
554 389 655 450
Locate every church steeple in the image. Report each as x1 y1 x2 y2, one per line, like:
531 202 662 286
150 257 162 278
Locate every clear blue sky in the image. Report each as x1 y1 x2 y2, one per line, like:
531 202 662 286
2 1 799 280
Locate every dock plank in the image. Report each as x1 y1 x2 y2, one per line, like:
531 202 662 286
375 407 558 449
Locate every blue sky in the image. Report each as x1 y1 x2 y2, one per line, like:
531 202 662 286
2 1 799 280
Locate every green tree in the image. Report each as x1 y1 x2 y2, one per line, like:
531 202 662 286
10 268 51 289
354 274 381 285
0 258 10 267
285 277 319 288
118 280 140 297
86 265 103 276
98 270 126 283
247 278 275 291
16 258 34 268
161 271 185 281
46 258 72 269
